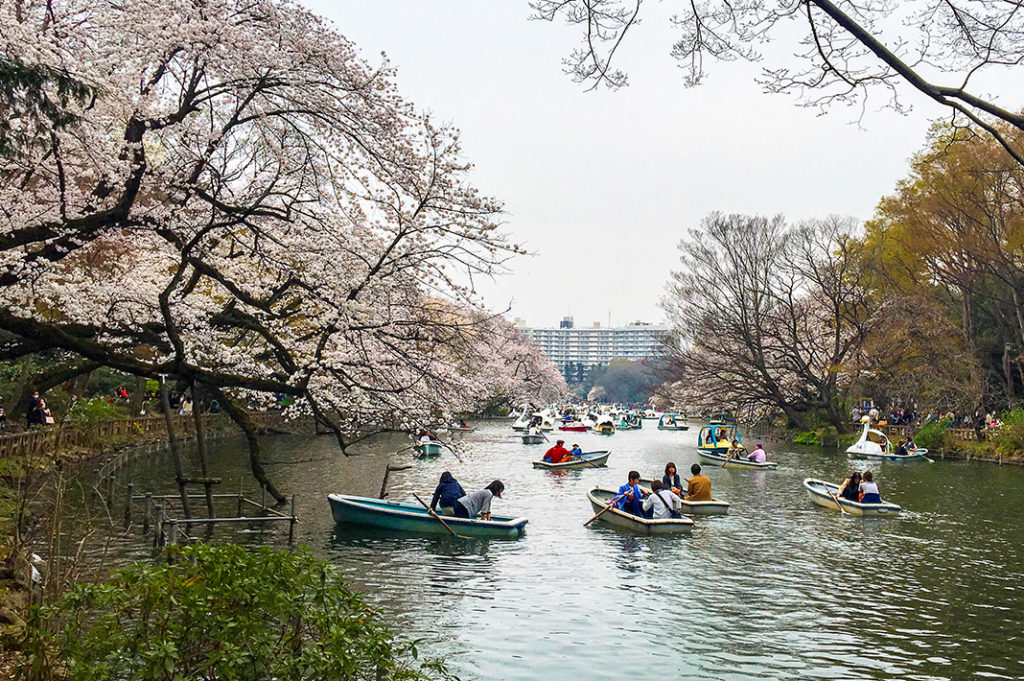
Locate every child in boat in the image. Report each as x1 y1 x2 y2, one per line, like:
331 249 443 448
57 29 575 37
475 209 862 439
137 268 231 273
430 471 466 516
858 471 882 504
837 471 862 501
453 480 504 520
685 464 712 501
570 444 583 457
748 443 767 463
642 480 682 519
662 462 682 495
616 471 647 517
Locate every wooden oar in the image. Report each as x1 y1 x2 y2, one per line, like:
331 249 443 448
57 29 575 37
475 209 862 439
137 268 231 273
412 493 460 537
583 491 629 527
574 451 607 469
826 483 851 516
395 443 418 454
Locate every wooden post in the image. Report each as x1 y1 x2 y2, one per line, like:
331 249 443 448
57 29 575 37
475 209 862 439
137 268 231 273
288 494 296 546
143 492 152 533
237 478 244 517
124 482 134 527
190 383 215 517
159 376 192 519
167 520 178 547
261 484 266 511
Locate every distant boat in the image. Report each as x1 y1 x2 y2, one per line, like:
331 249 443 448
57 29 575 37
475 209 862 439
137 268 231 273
696 418 742 456
803 478 902 516
657 413 689 430
533 450 610 470
328 494 528 539
696 450 777 469
413 442 442 457
594 418 615 435
846 418 931 462
521 433 545 444
558 422 588 432
586 488 693 535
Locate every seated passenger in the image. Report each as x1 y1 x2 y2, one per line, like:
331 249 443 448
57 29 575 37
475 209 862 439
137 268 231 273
642 480 682 519
837 471 862 502
430 471 466 516
616 470 646 517
685 464 712 501
858 470 882 504
662 462 682 495
570 443 583 457
542 439 572 463
894 440 908 457
748 443 767 463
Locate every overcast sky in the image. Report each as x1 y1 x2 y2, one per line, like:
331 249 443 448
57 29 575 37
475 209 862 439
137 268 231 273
308 1 959 329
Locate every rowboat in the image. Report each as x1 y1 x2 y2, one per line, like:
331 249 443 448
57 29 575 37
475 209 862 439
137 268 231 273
803 478 902 517
328 494 528 539
414 442 442 457
696 418 743 456
657 414 689 431
558 422 588 432
637 479 730 515
846 418 931 462
696 449 777 469
521 433 546 444
586 488 693 534
533 450 610 470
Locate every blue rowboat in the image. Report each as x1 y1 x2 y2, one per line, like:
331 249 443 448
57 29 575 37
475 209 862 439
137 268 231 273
327 494 528 539
413 442 442 457
532 450 610 470
803 478 902 517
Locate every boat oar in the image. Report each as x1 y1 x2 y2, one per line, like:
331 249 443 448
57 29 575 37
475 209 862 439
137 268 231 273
412 493 460 537
826 484 851 516
583 491 629 527
575 452 607 469
395 443 419 455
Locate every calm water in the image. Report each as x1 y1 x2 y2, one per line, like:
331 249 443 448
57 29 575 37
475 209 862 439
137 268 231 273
68 421 1024 680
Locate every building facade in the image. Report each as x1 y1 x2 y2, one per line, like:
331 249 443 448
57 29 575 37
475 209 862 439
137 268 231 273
516 317 668 382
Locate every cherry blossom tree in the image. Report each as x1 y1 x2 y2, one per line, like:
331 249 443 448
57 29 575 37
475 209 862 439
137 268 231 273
0 0 559 501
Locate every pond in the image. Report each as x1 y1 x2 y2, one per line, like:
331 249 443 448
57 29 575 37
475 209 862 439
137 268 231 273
66 419 1024 680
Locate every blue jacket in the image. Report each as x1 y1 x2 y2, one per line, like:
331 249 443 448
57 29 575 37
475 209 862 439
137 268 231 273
616 483 645 515
431 477 466 510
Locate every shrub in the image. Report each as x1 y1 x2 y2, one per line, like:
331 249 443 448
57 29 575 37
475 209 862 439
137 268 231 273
913 418 955 451
65 398 133 426
19 544 454 681
793 431 820 445
992 408 1024 458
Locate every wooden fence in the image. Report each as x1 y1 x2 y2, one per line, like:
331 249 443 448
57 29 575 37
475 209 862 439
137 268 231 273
0 411 287 461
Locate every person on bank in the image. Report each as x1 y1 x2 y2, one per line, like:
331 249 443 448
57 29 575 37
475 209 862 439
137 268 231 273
616 470 647 516
662 462 683 495
643 480 682 519
748 443 767 463
453 480 504 520
685 464 712 501
858 470 882 504
543 439 572 463
837 471 862 502
430 471 466 516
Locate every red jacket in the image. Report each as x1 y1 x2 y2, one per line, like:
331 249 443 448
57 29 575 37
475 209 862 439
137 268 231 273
543 445 572 463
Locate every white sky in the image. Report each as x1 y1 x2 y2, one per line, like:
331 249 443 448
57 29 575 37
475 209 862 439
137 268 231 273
307 1 971 328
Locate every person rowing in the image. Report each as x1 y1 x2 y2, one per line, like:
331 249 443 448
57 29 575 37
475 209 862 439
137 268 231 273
616 470 647 517
837 471 862 502
543 439 572 463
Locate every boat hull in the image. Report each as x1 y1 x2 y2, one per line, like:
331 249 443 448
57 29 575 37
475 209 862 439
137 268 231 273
802 479 902 516
413 443 442 457
521 434 545 444
533 451 610 470
846 449 930 462
558 425 588 432
637 480 729 515
657 425 689 431
328 494 528 539
697 450 777 469
586 488 693 535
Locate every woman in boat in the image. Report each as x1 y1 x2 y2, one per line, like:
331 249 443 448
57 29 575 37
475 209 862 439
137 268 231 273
858 471 882 504
837 471 862 502
453 480 504 520
662 462 682 495
748 443 767 463
616 471 647 517
430 471 466 516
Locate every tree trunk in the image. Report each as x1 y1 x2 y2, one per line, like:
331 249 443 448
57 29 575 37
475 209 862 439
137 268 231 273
159 378 192 519
208 385 286 503
190 383 215 517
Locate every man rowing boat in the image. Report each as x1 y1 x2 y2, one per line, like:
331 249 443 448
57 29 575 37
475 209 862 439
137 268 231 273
542 439 572 463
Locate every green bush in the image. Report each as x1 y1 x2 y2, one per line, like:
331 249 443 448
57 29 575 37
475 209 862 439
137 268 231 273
992 408 1024 458
65 397 133 426
19 544 455 681
912 418 954 451
793 430 820 445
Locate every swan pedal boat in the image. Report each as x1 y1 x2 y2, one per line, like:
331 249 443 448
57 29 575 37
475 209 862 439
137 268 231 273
802 478 902 516
328 494 528 539
413 442 442 457
586 488 694 534
657 414 689 430
532 450 610 470
845 419 930 462
637 479 729 515
696 450 777 469
521 433 546 444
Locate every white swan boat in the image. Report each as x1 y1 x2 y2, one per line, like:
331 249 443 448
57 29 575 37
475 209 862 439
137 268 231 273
846 418 930 462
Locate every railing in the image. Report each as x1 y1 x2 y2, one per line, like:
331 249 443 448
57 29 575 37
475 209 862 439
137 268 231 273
0 411 288 460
